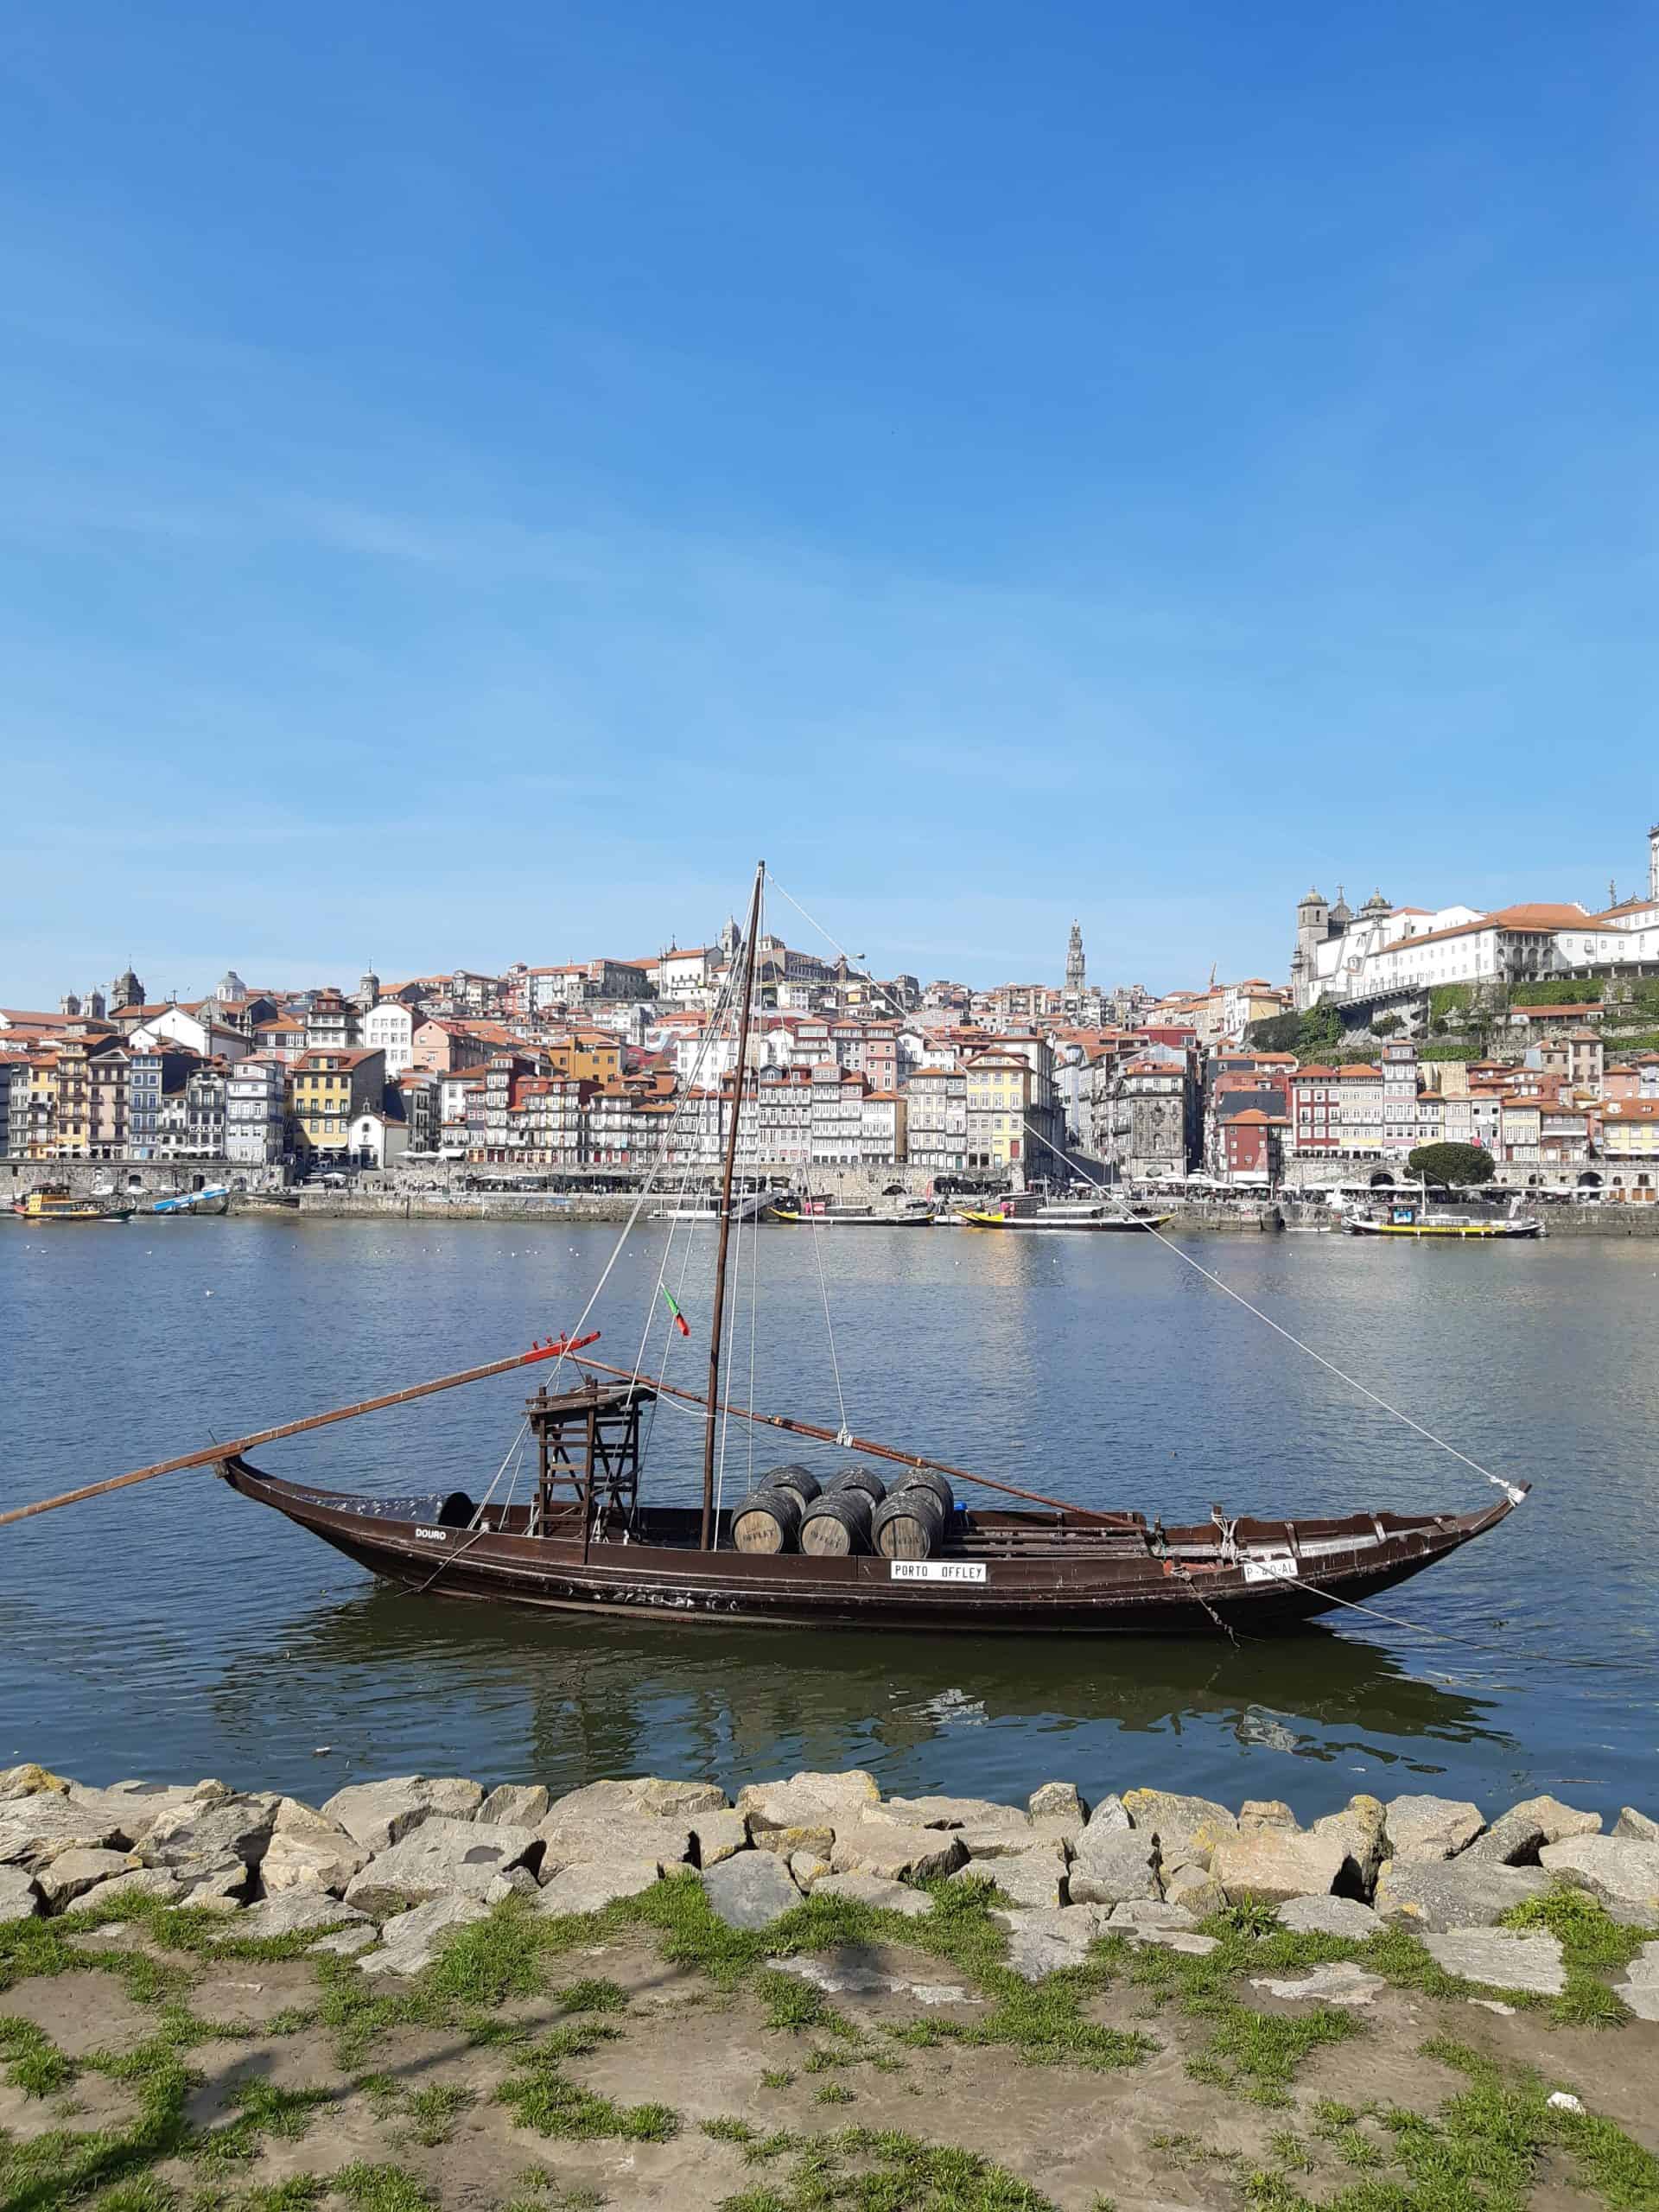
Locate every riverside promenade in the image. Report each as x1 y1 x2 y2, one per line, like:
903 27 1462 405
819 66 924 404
3 1764 1656 2209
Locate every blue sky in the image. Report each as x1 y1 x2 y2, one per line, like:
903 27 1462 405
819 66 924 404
3 0 1655 1007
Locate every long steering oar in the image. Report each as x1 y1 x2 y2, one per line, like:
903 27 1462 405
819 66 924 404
0 1332 599 1529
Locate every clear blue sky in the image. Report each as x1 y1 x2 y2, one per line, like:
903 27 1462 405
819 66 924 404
3 1 1655 1007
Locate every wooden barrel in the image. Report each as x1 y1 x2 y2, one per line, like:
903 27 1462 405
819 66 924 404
893 1467 954 1515
871 1486 947 1560
827 1462 887 1506
731 1487 803 1554
798 1490 873 1556
760 1462 821 1506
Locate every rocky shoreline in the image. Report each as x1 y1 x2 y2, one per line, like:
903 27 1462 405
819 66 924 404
4 1764 1656 2010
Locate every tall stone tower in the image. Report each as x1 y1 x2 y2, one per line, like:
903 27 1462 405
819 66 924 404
1065 920 1085 994
1293 887 1330 1011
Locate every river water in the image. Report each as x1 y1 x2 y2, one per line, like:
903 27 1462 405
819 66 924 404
3 1217 1655 1821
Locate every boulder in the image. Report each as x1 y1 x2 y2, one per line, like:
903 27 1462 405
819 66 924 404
690 1809 748 1869
137 1794 277 1885
882 1796 1038 1854
810 1871 934 1918
345 1816 538 1916
1240 1800 1300 1831
1119 1789 1236 1872
828 1821 963 1882
214 1892 372 1942
1310 1797 1387 1891
957 1845 1065 1910
1028 1782 1086 1824
1504 1795 1600 1845
1251 1963 1386 2006
1163 1864 1225 1916
1067 1828 1160 1909
35 1848 137 1911
1538 1836 1659 1925
1615 1808 1659 1844
74 1868 188 1912
360 1893 492 1976
546 1777 728 1823
1213 1829 1348 1907
312 1926 378 1957
0 1796 130 1872
1421 1928 1566 1996
0 1867 41 1922
702 1851 803 1930
736 1770 880 1856
1278 1894 1380 1940
1374 1858 1549 1932
789 1851 831 1890
67 1781 198 1844
260 1801 369 1897
990 1904 1103 1980
1382 1794 1484 1864
535 1859 664 1916
537 1809 692 1878
0 1764 72 1801
321 1777 485 1853
1615 1941 1659 2023
184 1868 251 1912
479 1784 551 1827
1463 1796 1600 1868
1082 1793 1131 1834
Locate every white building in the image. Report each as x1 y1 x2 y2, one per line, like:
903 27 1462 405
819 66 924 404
363 1001 415 1077
225 1056 287 1166
130 1004 251 1065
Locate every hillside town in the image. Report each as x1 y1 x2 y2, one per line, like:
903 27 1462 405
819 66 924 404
4 822 1659 1204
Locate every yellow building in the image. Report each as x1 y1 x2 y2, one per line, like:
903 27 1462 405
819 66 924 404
289 1048 387 1159
964 1050 1036 1170
543 1031 623 1084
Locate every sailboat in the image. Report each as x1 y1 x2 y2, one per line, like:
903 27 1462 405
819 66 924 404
1 863 1527 1633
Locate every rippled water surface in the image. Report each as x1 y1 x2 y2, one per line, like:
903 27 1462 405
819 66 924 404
3 1217 1655 1819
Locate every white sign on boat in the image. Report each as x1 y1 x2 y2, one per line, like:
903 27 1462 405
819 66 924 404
1243 1555 1298 1583
889 1560 988 1584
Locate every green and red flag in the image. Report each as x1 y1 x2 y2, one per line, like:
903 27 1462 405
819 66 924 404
660 1287 691 1338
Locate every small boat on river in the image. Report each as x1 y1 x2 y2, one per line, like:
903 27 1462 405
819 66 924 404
12 1185 131 1224
961 1198 1172 1233
3 861 1529 1635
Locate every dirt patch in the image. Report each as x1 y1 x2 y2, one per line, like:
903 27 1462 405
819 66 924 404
188 1957 322 2030
0 1968 156 2056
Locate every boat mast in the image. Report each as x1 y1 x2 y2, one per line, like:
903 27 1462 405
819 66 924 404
701 860 766 1550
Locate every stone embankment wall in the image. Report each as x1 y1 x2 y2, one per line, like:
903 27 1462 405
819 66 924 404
3 1763 1655 2000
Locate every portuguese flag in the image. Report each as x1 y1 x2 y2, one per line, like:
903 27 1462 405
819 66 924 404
661 1287 691 1338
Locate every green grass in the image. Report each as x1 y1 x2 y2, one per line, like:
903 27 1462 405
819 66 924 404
188 2081 337 2173
0 2015 78 2099
493 2023 678 2145
328 2164 434 2212
1498 1885 1652 2026
709 2124 1057 2210
403 2083 474 2147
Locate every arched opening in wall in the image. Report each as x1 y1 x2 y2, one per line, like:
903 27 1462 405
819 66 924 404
126 1173 143 1191
1577 1171 1603 1188
1369 1171 1395 1187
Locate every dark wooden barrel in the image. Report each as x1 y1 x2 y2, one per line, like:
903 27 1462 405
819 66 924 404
827 1463 887 1505
731 1487 803 1554
893 1467 954 1515
871 1486 947 1560
798 1490 873 1556
760 1462 821 1506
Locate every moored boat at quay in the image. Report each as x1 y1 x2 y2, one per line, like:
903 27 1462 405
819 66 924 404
11 1185 131 1224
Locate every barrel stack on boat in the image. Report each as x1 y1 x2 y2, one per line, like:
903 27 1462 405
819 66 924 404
732 1462 957 1560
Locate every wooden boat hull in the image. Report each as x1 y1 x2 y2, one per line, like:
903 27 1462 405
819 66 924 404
219 1458 1519 1635
769 1210 934 1227
960 1212 1173 1233
1345 1219 1541 1239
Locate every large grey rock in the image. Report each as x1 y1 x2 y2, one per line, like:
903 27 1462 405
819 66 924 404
1082 1793 1131 1834
213 1892 372 1942
954 1844 1065 1909
1163 1863 1225 1916
0 1867 41 1922
137 1794 277 1885
1422 1928 1566 1995
35 1848 137 1910
1505 1796 1600 1844
1028 1782 1086 1824
810 1871 935 1918
185 1867 253 1911
1374 1858 1549 1932
1213 1829 1348 1906
883 1796 1038 1854
321 1776 485 1853
1463 1796 1599 1869
736 1770 881 1856
479 1783 551 1827
74 1867 188 1912
1382 1794 1484 1864
260 1800 369 1897
1310 1797 1388 1891
690 1809 748 1868
0 1764 72 1802
702 1850 803 1930
1278 1893 1380 1940
537 1808 692 1878
359 1893 491 1976
829 1821 963 1882
1615 1941 1659 2022
1615 1808 1659 1844
0 1796 129 1872
1240 1800 1300 1831
1119 1789 1236 1872
536 1859 664 1916
345 1815 537 1916
1539 1836 1659 1924
546 1777 727 1823
1251 1962 1386 2006
991 1904 1103 1980
67 1780 198 1844
1067 1827 1159 1908
1104 1899 1217 1955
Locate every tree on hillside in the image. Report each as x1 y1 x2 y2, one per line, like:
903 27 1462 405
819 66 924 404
1407 1141 1496 1187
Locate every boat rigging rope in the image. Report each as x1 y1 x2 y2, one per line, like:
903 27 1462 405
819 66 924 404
765 871 1527 1507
